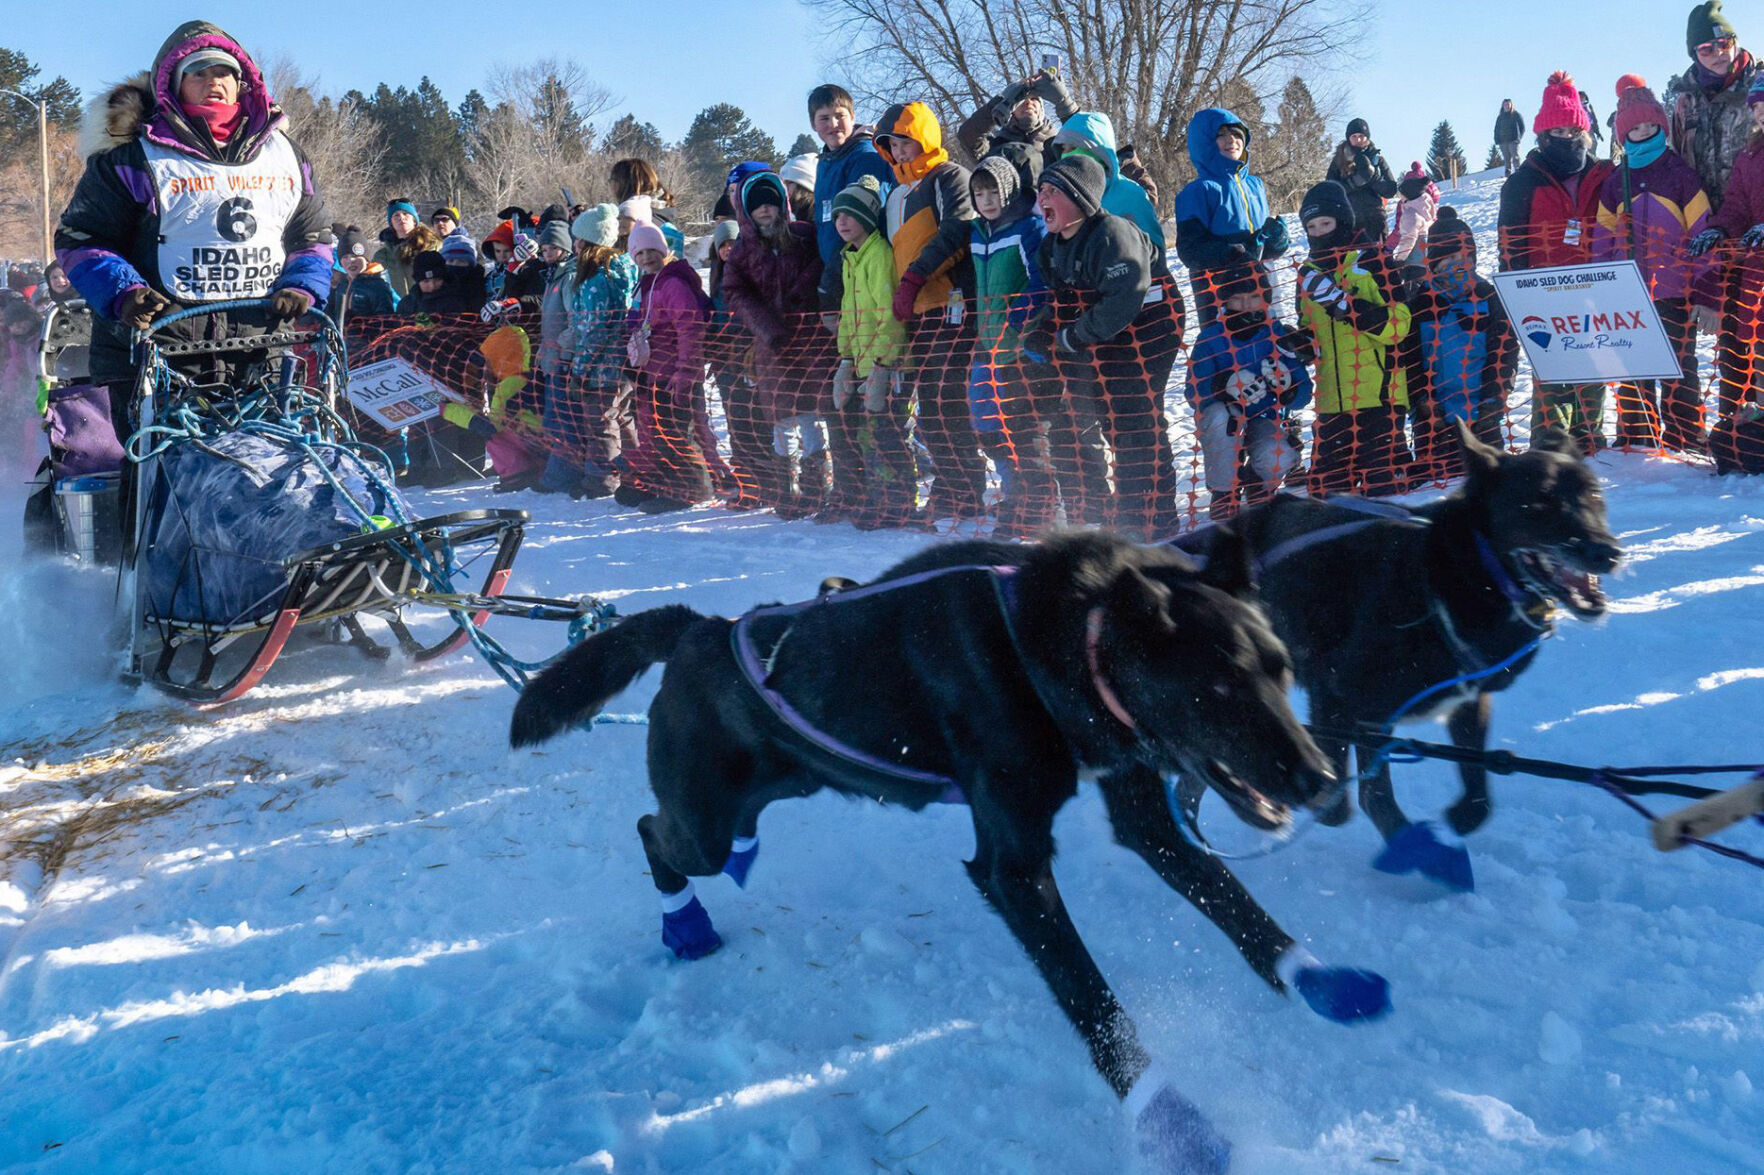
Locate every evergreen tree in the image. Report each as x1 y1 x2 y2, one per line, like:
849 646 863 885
1427 120 1468 182
603 114 664 160
533 72 592 157
456 90 490 152
787 132 819 158
681 104 779 197
1483 143 1504 170
1263 76 1331 213
0 47 80 147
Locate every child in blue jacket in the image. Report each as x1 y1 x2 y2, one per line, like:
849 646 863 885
1174 107 1290 325
1187 262 1312 519
1398 207 1518 477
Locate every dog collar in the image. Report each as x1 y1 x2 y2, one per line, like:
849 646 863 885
1085 607 1139 733
1471 530 1534 609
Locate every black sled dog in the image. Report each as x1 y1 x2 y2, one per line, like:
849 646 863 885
1188 423 1621 891
511 530 1388 1173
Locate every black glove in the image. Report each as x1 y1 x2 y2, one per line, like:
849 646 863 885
1255 216 1290 257
267 288 313 324
465 414 498 440
1688 228 1723 257
990 81 1028 124
1029 67 1074 109
118 286 170 331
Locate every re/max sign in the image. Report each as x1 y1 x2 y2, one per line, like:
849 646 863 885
1548 310 1648 334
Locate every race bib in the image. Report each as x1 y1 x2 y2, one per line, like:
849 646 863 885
143 132 304 303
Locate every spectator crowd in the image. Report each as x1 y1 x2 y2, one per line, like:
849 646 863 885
16 1 1764 549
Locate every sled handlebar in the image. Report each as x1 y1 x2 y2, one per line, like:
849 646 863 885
134 298 339 344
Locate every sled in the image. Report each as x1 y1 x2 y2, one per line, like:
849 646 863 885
122 299 607 704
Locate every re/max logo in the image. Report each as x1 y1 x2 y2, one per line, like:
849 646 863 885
1550 310 1646 334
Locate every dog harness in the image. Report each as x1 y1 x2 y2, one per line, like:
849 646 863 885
1169 497 1554 683
729 562 1139 791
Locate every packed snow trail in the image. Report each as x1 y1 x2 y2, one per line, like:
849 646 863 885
4 174 1764 1173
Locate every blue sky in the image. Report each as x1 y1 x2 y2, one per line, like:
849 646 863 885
3 2 1724 174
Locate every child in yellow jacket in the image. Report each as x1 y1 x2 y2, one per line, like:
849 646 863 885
1296 180 1413 496
833 176 916 524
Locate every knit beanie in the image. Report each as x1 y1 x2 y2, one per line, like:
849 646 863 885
571 203 619 247
712 219 741 250
1299 180 1356 232
617 194 654 224
1212 261 1269 304
1038 153 1107 220
337 226 368 259
1346 117 1370 139
780 153 819 190
1533 71 1591 134
1750 73 1764 107
1613 83 1670 142
725 161 772 192
1615 74 1648 99
831 174 884 233
386 198 420 227
973 155 1022 209
742 172 786 215
627 222 669 257
538 218 573 254
440 234 477 264
1687 1 1737 57
412 251 446 281
432 205 461 223
1426 206 1475 260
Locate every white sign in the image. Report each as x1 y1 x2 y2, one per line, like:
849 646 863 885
1491 261 1683 384
344 357 462 429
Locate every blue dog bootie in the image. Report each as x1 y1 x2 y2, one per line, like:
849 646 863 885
1373 819 1476 892
660 883 722 960
1126 1064 1231 1175
1277 946 1393 1024
722 836 758 888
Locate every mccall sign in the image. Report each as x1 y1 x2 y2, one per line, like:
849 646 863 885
1491 260 1684 384
344 357 461 430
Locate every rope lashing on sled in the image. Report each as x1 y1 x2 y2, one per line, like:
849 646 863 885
1314 728 1764 871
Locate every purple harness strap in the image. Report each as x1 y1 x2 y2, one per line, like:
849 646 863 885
730 564 1016 791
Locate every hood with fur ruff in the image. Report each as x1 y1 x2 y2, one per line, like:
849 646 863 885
80 21 283 162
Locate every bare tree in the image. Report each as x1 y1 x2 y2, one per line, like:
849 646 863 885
0 124 80 261
802 0 1365 195
479 58 620 206
267 58 387 231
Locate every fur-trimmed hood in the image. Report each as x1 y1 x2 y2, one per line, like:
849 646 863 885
80 21 283 162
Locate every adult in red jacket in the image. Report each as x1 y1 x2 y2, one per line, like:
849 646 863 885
1497 71 1616 449
719 171 827 514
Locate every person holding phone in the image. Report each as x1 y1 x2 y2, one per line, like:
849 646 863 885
957 60 1079 167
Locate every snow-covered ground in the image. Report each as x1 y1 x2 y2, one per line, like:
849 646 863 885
3 174 1764 1174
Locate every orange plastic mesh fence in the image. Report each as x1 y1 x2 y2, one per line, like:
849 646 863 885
337 217 1764 536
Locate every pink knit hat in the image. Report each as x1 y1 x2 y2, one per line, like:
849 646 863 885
627 222 668 257
1613 82 1669 142
1404 160 1427 180
1533 70 1591 134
